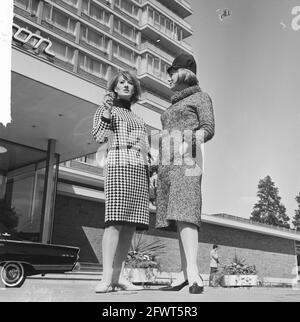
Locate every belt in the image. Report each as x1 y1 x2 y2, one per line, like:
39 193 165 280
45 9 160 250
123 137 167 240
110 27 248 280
109 145 141 152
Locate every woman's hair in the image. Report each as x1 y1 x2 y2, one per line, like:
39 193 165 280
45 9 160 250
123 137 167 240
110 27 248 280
107 70 141 104
171 68 199 87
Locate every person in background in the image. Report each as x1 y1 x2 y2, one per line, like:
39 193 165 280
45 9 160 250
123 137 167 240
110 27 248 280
92 70 150 293
153 53 215 294
209 244 220 287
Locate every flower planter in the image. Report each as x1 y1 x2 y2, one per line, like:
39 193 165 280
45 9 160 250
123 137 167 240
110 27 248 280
124 268 159 283
221 274 258 287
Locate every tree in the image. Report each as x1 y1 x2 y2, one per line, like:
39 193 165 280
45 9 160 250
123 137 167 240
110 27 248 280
250 175 290 228
292 193 300 231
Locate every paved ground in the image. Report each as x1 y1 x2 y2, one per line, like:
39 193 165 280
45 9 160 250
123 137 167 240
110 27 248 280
1 278 300 302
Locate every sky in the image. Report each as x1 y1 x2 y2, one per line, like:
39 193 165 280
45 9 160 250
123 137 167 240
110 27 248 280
186 0 300 222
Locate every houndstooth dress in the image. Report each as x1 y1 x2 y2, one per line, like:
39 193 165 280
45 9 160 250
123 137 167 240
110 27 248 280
92 98 150 229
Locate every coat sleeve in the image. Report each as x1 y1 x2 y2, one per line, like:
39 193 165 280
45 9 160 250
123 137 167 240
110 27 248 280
91 105 112 143
195 92 215 143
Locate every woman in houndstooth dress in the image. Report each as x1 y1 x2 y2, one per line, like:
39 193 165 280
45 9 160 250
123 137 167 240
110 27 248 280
92 71 150 293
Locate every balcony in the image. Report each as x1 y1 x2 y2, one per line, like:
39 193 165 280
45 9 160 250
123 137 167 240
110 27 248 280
137 62 173 99
113 4 139 26
156 0 193 18
80 12 110 34
140 41 173 63
13 5 39 24
140 23 192 56
140 91 170 112
41 18 76 42
141 0 193 34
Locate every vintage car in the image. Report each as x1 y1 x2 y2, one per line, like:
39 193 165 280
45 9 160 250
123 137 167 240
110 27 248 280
0 233 80 287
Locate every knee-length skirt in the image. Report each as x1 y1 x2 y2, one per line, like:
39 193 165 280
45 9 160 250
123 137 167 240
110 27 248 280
104 161 149 229
155 164 202 230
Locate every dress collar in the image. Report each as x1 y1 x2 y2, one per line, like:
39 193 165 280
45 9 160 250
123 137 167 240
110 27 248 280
171 85 202 104
113 98 132 110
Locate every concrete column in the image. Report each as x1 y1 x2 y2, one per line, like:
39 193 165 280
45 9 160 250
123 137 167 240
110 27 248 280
0 174 7 200
41 139 57 244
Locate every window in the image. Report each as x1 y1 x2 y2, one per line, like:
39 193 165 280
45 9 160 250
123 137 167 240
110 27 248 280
82 0 89 13
115 0 139 18
153 57 160 77
154 11 160 27
161 61 169 81
147 54 168 81
43 6 76 35
79 54 108 79
15 0 39 14
81 26 109 52
165 19 173 37
114 19 135 42
51 38 75 63
90 3 110 26
148 8 153 25
61 0 78 8
113 43 134 65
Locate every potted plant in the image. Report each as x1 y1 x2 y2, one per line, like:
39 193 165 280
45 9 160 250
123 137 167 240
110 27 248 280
220 254 258 287
124 232 165 284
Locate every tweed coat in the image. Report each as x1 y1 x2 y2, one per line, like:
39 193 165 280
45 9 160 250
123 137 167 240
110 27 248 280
155 85 215 229
92 98 150 229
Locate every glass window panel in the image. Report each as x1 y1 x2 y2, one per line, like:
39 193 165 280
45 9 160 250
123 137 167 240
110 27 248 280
43 3 51 20
133 6 139 17
148 8 153 24
154 11 160 26
82 0 88 13
52 10 69 30
119 46 132 62
122 0 133 14
15 0 30 10
88 29 103 48
31 0 39 13
120 22 133 40
90 4 103 21
153 58 160 77
147 55 153 72
80 25 87 39
69 19 76 34
66 48 75 62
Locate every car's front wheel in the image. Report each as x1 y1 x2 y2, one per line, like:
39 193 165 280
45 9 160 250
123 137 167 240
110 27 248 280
1 262 26 287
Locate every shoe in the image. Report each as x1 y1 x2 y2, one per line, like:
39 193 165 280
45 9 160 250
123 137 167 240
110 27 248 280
113 281 144 291
95 282 114 293
189 275 204 294
159 280 188 291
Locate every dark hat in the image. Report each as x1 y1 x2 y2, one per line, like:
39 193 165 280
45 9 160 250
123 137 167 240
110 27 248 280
167 53 197 75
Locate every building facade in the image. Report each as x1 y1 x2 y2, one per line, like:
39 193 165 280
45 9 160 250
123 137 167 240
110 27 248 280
1 0 299 285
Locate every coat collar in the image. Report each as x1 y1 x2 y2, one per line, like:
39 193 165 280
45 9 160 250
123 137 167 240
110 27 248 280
171 85 202 104
113 98 132 110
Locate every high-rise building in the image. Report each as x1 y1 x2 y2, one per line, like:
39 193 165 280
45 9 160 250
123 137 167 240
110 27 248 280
0 0 193 264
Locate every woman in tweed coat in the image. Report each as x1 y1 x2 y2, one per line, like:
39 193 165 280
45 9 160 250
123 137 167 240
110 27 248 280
92 71 150 293
153 54 215 294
